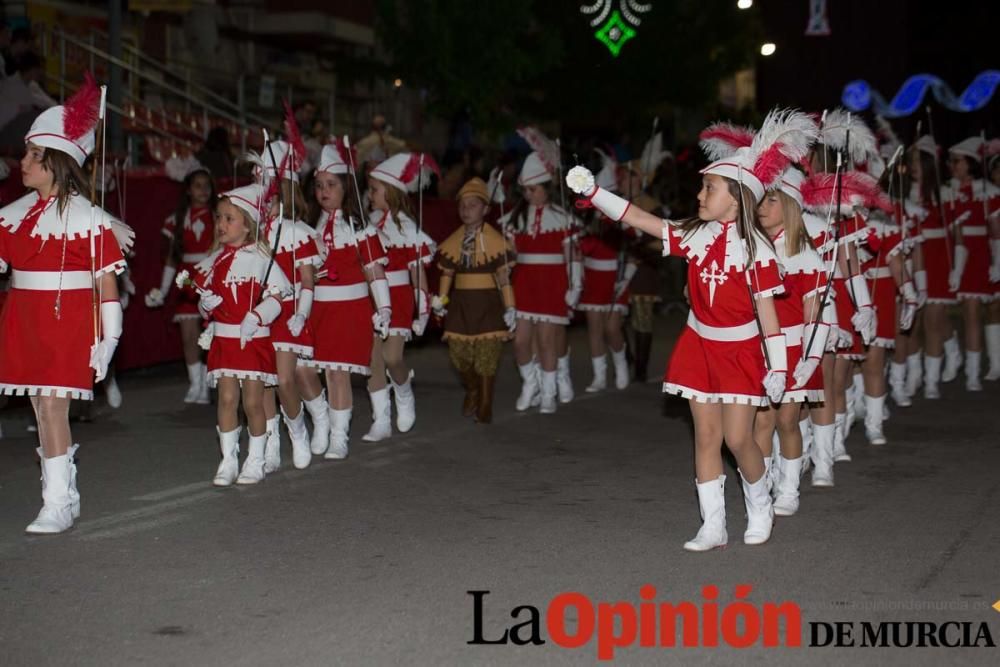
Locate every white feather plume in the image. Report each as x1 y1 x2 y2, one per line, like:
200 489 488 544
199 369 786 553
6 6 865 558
639 132 672 176
820 108 878 165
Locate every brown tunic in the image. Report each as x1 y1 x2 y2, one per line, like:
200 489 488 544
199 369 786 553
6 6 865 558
437 223 517 341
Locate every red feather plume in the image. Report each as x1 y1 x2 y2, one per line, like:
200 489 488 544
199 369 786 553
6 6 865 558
752 143 794 187
698 123 754 161
399 153 421 185
63 71 100 141
335 137 356 169
282 100 307 171
801 171 887 214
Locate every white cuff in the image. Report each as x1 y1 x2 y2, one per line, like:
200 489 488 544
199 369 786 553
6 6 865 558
590 187 630 222
765 333 788 373
296 287 314 319
914 270 927 292
159 265 177 295
101 300 124 341
802 323 830 360
569 260 583 290
849 273 872 309
254 296 283 326
900 281 917 302
371 278 391 311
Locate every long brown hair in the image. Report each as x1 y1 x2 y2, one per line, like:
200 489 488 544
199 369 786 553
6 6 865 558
43 148 91 215
171 168 217 263
677 178 772 264
383 181 415 231
275 178 308 221
508 182 554 232
775 189 810 256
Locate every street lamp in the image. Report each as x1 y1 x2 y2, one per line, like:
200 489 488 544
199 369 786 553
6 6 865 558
760 42 776 56
393 78 403 88
737 0 753 9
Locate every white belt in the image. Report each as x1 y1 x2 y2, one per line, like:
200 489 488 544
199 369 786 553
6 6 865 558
386 269 410 287
961 226 987 237
517 253 564 266
686 311 758 342
781 324 804 346
921 228 946 239
182 252 209 264
315 283 369 301
866 266 892 279
583 257 617 271
213 322 271 339
11 270 92 291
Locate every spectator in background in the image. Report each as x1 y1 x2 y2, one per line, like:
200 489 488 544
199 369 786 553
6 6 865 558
294 100 317 135
5 28 34 76
0 52 55 155
196 126 234 180
0 24 11 78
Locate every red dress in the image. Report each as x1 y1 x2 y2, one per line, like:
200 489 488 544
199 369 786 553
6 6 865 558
262 215 323 357
0 193 126 400
504 204 578 325
804 210 867 351
303 209 387 375
371 210 436 341
193 243 292 387
661 220 784 405
162 206 214 322
946 180 1000 302
913 194 957 304
859 218 905 349
773 230 826 403
578 225 630 314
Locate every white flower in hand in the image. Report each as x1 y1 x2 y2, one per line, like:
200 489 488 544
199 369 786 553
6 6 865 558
145 288 165 308
566 166 596 196
763 370 786 403
175 269 191 290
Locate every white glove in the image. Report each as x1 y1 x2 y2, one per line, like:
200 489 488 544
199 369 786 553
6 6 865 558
848 273 876 344
431 294 448 318
370 278 391 338
287 313 307 337
948 244 968 293
145 288 165 308
372 308 391 338
198 322 215 351
412 311 429 336
565 287 581 309
792 358 820 390
913 270 928 307
898 281 918 331
762 334 787 403
504 307 517 332
414 288 429 317
198 292 223 316
614 263 638 300
990 238 1000 283
89 301 123 382
288 287 313 337
565 165 630 221
239 311 262 349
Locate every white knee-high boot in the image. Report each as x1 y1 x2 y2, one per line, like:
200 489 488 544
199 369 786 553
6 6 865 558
282 404 311 469
924 355 942 399
236 431 268 484
585 355 607 393
740 470 774 546
26 453 75 534
390 373 416 432
985 324 1000 381
304 390 331 455
515 360 541 411
540 370 558 414
773 454 803 516
889 361 911 407
263 415 281 473
863 393 887 445
362 388 392 442
965 350 982 392
682 475 727 552
213 427 241 487
811 423 835 487
184 362 203 403
942 333 962 382
833 412 851 462
556 353 574 403
325 408 351 459
905 351 923 396
611 346 629 390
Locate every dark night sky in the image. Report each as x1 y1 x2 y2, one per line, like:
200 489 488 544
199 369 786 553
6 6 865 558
755 0 999 144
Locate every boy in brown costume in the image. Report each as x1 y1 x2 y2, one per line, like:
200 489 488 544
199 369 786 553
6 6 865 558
432 178 517 422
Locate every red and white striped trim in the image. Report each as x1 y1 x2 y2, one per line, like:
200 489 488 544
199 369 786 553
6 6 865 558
298 360 371 376
0 383 93 400
207 369 278 387
662 382 769 406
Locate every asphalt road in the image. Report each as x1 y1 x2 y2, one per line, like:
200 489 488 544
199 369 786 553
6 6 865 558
1 314 998 666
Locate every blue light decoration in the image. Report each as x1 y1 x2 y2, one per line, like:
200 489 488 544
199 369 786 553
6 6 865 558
842 71 1000 118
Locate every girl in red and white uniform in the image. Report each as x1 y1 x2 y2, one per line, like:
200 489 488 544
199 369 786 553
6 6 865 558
569 109 818 551
364 152 437 441
854 201 918 445
805 110 881 464
297 141 390 460
145 158 216 404
502 133 582 414
943 137 1000 391
754 167 830 516
193 183 291 487
577 149 632 392
985 146 1000 381
254 136 324 472
0 76 131 533
907 137 960 398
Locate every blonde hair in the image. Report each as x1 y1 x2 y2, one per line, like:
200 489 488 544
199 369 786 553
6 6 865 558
382 181 415 231
775 189 810 256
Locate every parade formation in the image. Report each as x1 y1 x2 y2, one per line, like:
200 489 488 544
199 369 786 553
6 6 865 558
1 73 998 551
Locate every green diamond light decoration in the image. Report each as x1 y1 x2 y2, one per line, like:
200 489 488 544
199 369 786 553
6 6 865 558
594 10 636 57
